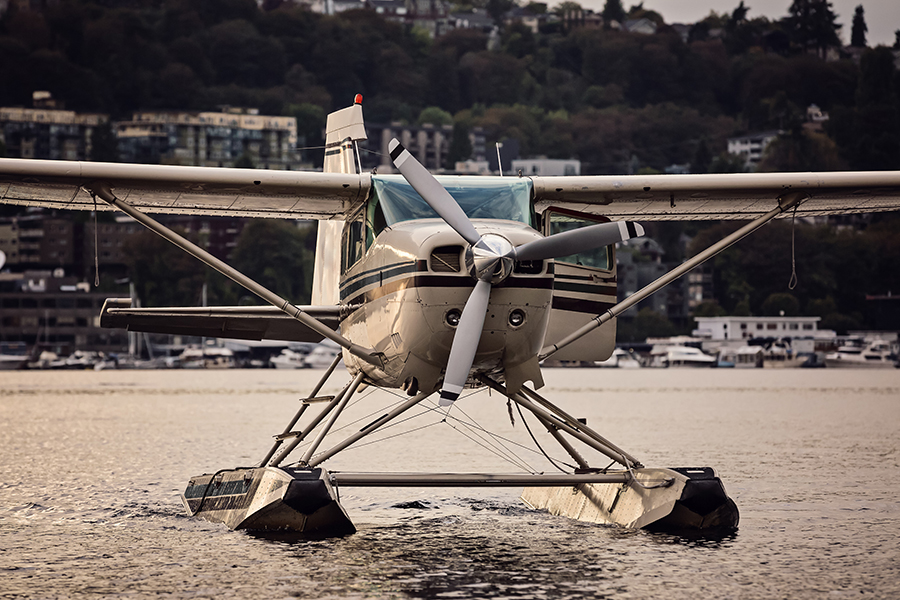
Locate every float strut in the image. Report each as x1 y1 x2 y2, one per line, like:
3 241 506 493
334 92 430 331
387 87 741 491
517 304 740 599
259 351 343 467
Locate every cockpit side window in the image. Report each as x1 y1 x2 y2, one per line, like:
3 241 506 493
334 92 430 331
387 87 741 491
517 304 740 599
366 195 388 250
544 209 612 270
341 210 365 273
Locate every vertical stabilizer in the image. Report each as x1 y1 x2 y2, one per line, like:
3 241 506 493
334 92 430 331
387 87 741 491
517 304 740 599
312 97 367 305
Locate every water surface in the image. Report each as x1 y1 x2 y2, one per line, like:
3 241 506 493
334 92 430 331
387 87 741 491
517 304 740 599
1 369 898 598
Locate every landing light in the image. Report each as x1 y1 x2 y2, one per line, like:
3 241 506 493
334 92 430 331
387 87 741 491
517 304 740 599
509 309 526 328
445 309 462 328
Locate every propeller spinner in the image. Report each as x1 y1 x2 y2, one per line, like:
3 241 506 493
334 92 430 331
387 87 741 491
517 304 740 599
388 139 644 405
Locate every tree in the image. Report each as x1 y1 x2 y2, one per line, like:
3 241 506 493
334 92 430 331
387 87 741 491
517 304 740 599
230 220 315 304
445 121 473 169
125 228 210 307
693 300 726 317
417 106 453 126
758 129 846 172
487 0 516 27
785 0 842 58
601 0 625 27
631 308 677 341
761 292 801 316
850 5 867 47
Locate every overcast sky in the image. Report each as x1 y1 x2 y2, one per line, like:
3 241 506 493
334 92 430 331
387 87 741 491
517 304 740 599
573 0 899 47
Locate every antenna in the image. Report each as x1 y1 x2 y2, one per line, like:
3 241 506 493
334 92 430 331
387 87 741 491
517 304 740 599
496 142 503 177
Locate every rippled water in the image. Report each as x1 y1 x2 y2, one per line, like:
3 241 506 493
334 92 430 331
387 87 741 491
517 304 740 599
1 368 898 598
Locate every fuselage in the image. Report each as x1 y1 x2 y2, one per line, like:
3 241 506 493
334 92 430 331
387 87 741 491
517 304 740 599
333 174 551 393
339 219 553 393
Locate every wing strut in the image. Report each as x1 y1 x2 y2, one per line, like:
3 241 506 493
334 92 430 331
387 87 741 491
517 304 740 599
540 191 810 361
88 184 383 368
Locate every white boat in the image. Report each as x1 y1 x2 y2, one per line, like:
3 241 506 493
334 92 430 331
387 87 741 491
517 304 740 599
763 339 805 368
651 345 716 368
269 348 310 369
0 353 28 370
178 346 235 369
594 348 642 368
733 345 764 368
303 342 344 368
824 339 898 369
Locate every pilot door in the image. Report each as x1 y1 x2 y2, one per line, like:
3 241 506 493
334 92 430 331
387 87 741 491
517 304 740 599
542 207 618 362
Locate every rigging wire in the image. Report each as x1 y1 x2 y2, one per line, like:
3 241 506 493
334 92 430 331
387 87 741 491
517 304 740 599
443 394 539 472
290 386 546 472
514 402 576 473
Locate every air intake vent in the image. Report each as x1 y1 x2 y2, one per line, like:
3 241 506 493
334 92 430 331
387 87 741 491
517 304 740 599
430 246 462 272
514 260 544 274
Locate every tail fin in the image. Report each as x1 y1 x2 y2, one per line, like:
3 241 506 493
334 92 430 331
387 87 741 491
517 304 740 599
323 94 367 175
312 96 367 305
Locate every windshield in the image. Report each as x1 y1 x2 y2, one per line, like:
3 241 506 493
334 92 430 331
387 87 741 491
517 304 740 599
369 175 534 242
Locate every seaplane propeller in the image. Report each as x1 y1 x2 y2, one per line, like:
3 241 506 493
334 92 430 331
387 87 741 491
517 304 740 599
389 139 645 406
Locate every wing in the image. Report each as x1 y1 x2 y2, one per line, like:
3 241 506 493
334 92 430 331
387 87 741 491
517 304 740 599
0 158 371 219
531 171 900 220
99 299 343 343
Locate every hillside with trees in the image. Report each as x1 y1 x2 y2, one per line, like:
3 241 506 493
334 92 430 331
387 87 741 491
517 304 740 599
1 0 898 333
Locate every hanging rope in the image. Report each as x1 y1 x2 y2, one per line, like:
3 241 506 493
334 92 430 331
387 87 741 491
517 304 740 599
91 193 100 287
788 203 799 290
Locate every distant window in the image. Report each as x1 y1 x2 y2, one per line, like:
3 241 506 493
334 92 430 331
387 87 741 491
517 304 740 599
767 323 777 330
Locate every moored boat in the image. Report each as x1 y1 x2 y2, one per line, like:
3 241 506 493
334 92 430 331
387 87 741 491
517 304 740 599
824 339 898 368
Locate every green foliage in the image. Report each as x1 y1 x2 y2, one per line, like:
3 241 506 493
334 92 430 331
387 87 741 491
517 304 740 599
230 220 315 305
820 312 862 335
685 217 900 329
760 292 801 316
601 0 625 26
693 300 727 317
631 308 677 341
850 5 867 47
785 0 842 58
124 228 212 307
758 129 846 172
0 0 887 175
417 106 453 126
446 121 473 169
826 47 900 170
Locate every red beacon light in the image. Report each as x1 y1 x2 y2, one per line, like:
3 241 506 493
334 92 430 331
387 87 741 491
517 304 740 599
354 94 363 105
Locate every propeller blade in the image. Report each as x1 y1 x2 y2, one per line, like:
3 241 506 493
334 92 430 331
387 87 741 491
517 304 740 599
439 279 492 406
513 221 645 262
389 139 482 247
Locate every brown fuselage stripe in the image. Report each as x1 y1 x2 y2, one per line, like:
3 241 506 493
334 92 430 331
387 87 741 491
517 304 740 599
552 296 616 314
345 274 554 306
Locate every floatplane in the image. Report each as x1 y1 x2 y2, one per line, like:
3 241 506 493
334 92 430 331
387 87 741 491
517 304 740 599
2 97 900 535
